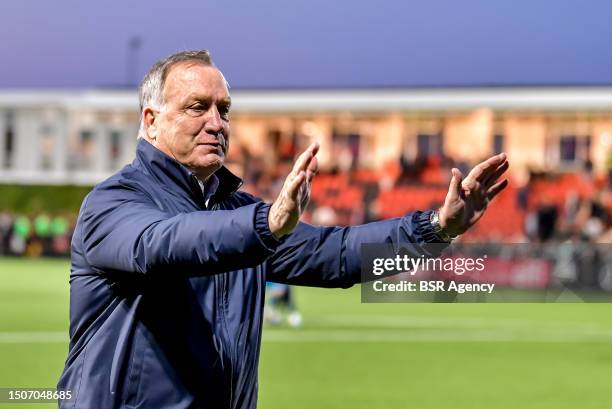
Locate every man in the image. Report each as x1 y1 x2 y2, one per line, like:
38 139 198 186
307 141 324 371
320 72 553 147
57 50 509 408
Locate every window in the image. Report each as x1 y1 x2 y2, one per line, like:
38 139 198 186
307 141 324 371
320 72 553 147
493 134 504 155
78 130 95 170
332 127 360 171
109 130 122 170
559 135 577 163
3 111 14 169
558 134 592 166
417 133 444 158
40 123 55 170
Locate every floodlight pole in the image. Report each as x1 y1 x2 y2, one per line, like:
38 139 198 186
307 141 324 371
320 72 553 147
127 36 142 87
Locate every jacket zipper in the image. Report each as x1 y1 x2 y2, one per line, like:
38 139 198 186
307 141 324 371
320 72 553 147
210 200 235 407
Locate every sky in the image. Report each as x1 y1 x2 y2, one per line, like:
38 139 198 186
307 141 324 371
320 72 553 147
1 0 611 89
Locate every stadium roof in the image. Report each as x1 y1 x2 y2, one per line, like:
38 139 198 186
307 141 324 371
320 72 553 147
2 86 612 112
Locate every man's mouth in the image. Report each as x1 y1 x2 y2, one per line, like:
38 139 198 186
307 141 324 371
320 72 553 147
196 133 226 151
196 142 225 154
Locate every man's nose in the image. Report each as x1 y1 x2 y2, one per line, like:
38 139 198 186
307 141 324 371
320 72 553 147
204 108 223 135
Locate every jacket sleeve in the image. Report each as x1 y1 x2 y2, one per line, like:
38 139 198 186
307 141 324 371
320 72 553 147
79 183 280 275
265 210 448 288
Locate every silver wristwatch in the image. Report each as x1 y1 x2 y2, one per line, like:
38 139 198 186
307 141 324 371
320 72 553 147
429 210 458 243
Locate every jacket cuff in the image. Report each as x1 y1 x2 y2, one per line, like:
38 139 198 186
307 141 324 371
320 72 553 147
413 210 450 244
254 202 282 251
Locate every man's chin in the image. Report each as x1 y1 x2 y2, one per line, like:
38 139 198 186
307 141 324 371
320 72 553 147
193 154 224 174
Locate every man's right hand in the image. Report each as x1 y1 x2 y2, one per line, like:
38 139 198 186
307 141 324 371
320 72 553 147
268 142 319 239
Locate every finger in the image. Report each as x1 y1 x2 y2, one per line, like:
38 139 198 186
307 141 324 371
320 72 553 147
487 179 509 201
467 152 507 183
300 182 311 209
448 167 463 198
287 170 306 200
291 142 319 174
478 152 507 181
310 141 320 157
307 153 319 172
483 160 509 189
306 156 318 183
290 142 319 177
291 150 313 178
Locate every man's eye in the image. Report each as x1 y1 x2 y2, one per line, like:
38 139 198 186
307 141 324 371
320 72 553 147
187 105 205 114
219 107 231 119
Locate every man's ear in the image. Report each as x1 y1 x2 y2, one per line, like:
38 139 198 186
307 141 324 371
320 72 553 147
143 107 157 140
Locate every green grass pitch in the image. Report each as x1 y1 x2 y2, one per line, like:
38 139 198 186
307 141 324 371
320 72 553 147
0 257 610 408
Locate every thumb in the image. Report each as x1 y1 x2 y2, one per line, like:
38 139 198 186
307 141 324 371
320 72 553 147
449 168 463 198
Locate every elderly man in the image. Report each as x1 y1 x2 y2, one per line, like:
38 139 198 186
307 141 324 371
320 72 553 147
57 50 508 408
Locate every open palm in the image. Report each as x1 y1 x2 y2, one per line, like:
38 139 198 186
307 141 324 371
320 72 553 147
439 153 509 237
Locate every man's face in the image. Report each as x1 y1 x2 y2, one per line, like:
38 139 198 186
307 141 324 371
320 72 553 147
147 62 231 180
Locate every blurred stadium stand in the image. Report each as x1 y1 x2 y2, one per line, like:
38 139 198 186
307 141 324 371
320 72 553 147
0 86 611 254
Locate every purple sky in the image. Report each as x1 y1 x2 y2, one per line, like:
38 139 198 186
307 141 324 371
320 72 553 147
1 0 611 89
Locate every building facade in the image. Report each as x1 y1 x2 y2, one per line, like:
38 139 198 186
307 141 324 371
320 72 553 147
1 86 611 185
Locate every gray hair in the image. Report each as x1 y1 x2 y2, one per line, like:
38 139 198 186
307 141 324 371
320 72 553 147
137 49 215 138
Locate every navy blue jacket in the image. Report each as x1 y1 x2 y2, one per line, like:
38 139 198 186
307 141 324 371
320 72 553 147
58 139 444 409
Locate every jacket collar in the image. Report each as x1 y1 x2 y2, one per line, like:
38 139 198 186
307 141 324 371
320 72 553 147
133 138 243 202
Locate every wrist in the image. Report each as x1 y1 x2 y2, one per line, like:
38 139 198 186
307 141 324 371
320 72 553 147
430 209 458 243
268 216 283 240
256 203 282 248
267 202 288 239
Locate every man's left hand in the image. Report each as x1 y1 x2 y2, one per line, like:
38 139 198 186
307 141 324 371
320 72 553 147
438 153 509 237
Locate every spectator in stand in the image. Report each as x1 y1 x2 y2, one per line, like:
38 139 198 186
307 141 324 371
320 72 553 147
536 201 558 242
0 212 13 255
34 213 52 255
10 215 30 255
50 215 71 256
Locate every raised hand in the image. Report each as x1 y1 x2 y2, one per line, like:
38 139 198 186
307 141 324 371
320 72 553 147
268 142 319 239
438 153 509 237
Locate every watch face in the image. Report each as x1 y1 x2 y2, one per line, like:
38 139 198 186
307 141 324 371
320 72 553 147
429 210 454 242
429 210 438 224
431 211 441 230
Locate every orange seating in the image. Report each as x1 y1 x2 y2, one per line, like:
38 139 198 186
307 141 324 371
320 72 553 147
528 173 597 211
310 170 605 241
311 175 363 211
376 186 447 219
